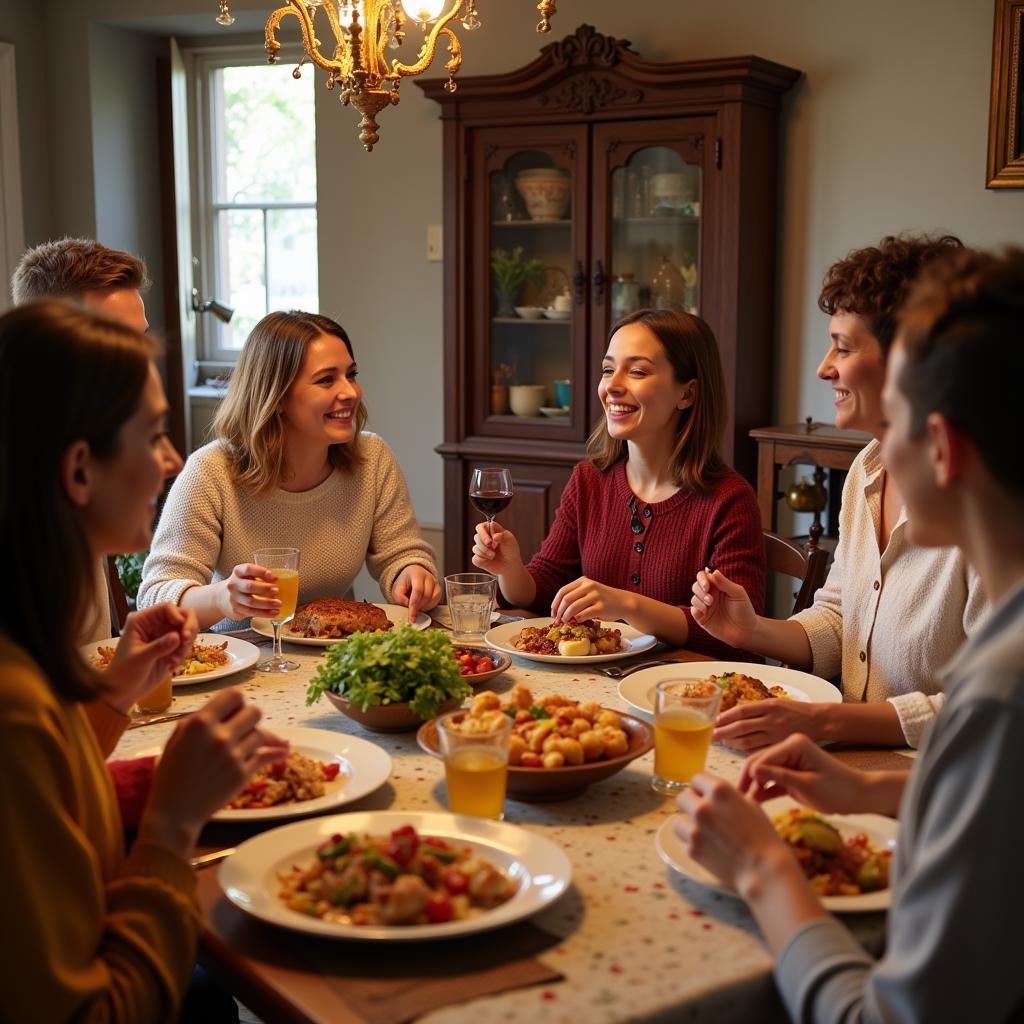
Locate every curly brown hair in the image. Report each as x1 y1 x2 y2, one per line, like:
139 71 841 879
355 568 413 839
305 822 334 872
818 234 963 354
11 237 149 305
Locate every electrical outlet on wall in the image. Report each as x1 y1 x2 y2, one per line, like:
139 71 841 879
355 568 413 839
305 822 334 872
426 224 443 262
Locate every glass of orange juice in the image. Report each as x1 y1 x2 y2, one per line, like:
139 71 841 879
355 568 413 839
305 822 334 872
136 673 174 714
652 679 722 795
253 547 300 673
437 711 511 819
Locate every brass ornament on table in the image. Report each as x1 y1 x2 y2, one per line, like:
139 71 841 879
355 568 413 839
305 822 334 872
214 1 558 151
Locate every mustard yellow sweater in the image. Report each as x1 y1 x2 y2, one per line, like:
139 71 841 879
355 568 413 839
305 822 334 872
0 634 199 1023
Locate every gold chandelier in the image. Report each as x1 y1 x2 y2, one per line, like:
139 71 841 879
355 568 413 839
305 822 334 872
215 1 558 151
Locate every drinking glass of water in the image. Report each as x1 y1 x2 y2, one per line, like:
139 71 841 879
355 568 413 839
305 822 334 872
444 572 496 642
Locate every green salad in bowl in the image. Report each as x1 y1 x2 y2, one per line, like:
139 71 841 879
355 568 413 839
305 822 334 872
306 627 473 730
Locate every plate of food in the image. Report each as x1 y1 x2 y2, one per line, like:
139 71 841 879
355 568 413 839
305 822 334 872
253 599 430 646
418 684 654 801
218 810 572 939
656 796 896 913
617 661 842 720
81 634 260 686
136 725 392 822
484 617 657 664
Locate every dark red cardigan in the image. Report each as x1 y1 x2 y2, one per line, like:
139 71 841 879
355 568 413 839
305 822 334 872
525 459 766 660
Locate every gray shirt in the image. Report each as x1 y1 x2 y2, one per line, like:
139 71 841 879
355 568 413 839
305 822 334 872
775 581 1024 1023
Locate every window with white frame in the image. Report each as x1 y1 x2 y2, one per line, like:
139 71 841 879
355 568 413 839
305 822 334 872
190 48 318 363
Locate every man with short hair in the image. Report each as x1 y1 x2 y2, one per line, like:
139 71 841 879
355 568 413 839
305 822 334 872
11 238 158 642
11 236 150 333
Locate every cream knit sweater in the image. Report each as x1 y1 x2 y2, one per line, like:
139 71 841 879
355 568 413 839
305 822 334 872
138 433 437 631
791 439 987 748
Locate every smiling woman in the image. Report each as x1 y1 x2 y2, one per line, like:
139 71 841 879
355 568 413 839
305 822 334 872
139 310 441 632
691 234 987 750
0 301 284 1021
471 308 766 657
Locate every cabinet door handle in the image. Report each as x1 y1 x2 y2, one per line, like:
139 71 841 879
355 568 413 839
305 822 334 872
591 259 605 305
573 260 586 305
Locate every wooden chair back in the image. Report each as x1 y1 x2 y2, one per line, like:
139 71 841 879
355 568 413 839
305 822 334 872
106 556 129 636
763 531 829 615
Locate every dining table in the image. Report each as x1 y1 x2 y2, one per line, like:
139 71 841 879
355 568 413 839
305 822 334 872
111 620 910 1024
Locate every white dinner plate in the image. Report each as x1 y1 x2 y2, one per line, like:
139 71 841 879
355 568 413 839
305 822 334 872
656 796 896 913
80 633 260 687
618 660 842 719
484 617 657 664
219 810 572 940
252 603 431 646
135 726 392 822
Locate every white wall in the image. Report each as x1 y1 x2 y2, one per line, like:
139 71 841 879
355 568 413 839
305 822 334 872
8 0 1024 531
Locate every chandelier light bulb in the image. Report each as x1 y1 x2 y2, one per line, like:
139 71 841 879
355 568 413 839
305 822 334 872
230 0 556 150
401 0 446 26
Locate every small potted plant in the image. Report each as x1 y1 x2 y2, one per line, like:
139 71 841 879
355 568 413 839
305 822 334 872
491 246 544 318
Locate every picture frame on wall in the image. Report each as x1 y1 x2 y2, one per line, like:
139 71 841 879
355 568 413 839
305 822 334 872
987 0 1024 187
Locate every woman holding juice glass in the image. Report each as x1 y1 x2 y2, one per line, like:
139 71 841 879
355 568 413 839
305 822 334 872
0 301 286 1021
139 310 441 630
691 234 986 750
472 309 765 657
674 247 1024 1023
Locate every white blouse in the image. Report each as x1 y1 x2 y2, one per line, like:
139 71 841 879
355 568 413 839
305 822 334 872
790 439 987 747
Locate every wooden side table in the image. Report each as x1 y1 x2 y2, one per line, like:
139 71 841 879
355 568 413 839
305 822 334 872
750 421 872 537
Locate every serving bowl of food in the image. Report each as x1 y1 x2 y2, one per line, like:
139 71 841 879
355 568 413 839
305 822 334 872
418 684 654 801
308 627 473 733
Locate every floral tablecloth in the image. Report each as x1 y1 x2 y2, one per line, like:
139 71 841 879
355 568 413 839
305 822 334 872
113 637 888 1023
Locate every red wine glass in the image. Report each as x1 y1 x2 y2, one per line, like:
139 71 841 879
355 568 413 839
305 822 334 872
469 467 513 532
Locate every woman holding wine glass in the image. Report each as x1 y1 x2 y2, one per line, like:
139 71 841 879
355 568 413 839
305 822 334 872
472 308 765 656
139 310 441 629
0 301 285 1020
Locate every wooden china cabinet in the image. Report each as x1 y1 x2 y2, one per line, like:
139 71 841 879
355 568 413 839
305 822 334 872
418 25 800 574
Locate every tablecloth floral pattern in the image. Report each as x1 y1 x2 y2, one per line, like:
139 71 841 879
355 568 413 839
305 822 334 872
114 639 888 1023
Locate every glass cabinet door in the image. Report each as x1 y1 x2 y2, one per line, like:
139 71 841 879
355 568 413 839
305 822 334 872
591 121 712 363
470 126 589 438
609 146 701 318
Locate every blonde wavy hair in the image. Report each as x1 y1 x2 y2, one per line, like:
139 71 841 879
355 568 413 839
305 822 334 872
213 310 367 496
586 308 726 493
